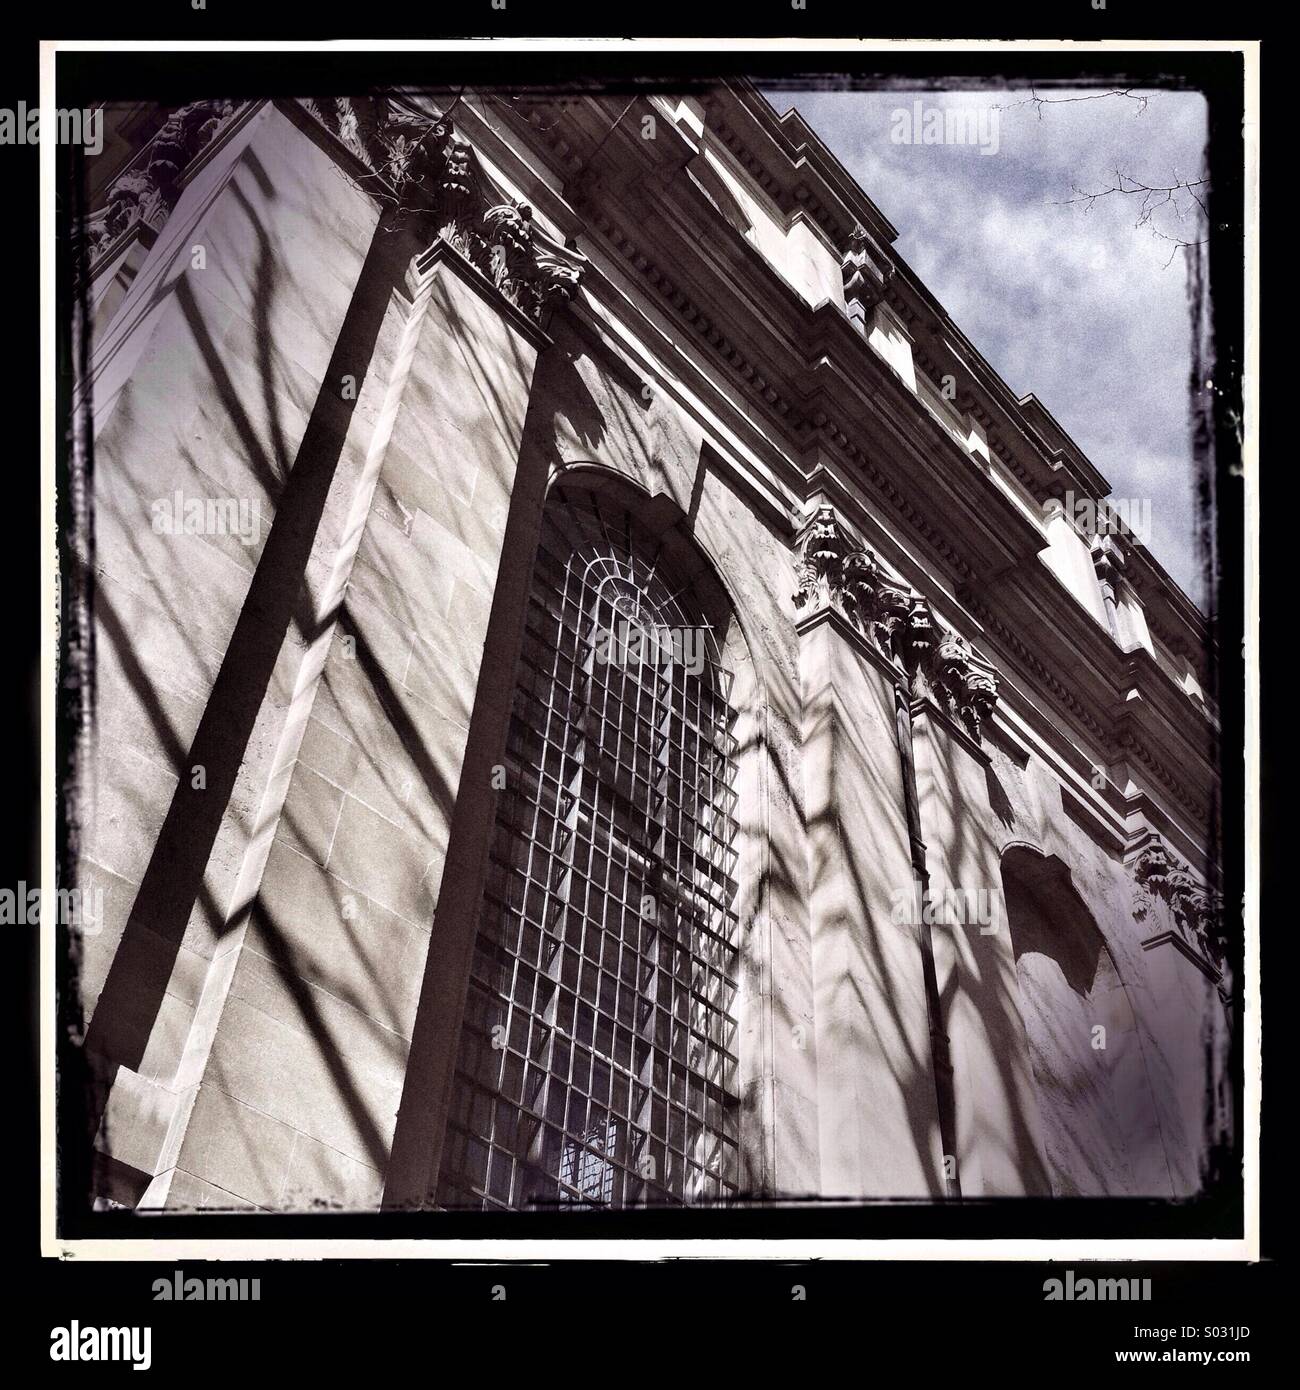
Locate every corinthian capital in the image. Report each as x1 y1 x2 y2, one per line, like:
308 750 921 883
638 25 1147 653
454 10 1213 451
1133 836 1226 966
791 506 1002 741
301 98 587 324
927 632 999 742
792 505 857 613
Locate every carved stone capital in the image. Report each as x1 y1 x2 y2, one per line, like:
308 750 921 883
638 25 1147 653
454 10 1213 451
533 249 585 308
444 154 585 323
1133 836 1225 965
87 99 238 257
869 576 914 656
792 504 855 613
926 632 999 742
185 97 589 326
483 201 534 256
837 546 881 632
791 504 1001 740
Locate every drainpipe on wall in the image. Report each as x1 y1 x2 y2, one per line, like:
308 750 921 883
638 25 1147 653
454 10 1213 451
891 649 963 1201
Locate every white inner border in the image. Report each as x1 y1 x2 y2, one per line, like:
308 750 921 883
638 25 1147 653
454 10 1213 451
39 35 1261 1264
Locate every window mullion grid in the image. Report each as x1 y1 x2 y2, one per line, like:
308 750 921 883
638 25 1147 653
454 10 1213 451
441 493 742 1210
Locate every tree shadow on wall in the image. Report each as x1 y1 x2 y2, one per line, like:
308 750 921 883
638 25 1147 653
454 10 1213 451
76 171 426 1209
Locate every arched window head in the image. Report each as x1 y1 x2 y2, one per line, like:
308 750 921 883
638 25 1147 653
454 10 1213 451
1001 846 1161 1197
437 481 743 1209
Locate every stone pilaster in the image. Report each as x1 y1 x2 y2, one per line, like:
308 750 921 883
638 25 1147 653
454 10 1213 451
791 500 1052 1197
154 242 555 1210
793 506 945 1196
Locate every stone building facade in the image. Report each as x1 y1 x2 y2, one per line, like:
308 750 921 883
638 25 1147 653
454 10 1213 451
69 82 1229 1213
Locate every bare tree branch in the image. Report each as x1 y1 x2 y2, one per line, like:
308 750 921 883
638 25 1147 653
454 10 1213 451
1056 167 1210 254
994 86 1151 120
994 87 1210 260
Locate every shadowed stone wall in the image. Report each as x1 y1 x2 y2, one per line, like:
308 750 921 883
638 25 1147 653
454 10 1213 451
799 610 944 1197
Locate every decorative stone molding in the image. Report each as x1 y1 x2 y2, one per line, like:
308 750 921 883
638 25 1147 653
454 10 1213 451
1091 532 1127 602
88 95 586 325
87 100 239 258
1133 836 1225 966
505 91 1213 725
961 583 1209 824
591 207 988 581
930 630 1000 742
593 210 803 424
792 504 1000 742
305 96 587 324
591 199 1207 813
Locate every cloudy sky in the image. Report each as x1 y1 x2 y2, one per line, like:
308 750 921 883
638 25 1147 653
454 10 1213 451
761 86 1209 608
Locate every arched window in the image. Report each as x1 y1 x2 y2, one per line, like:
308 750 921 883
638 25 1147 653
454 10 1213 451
436 482 743 1209
1001 847 1168 1196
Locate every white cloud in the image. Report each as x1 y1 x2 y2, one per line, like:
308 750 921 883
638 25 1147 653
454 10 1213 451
764 86 1209 606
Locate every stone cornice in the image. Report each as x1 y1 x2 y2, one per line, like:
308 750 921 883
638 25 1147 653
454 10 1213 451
587 193 1039 590
714 84 900 252
960 577 1216 829
960 590 1112 746
588 205 805 418
706 81 1145 528
882 257 1117 516
487 87 1213 674
700 90 1212 661
580 186 1214 801
248 84 1217 839
1123 542 1216 687
568 186 1217 827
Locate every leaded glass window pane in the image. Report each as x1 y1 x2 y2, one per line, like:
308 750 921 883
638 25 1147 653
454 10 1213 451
436 486 742 1210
